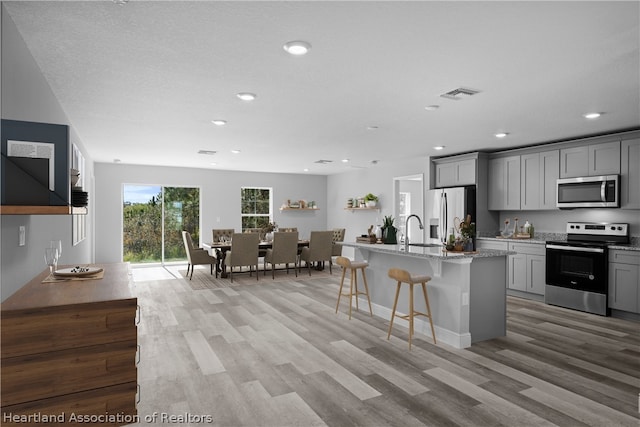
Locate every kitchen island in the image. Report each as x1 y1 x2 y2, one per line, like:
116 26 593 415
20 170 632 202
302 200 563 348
340 242 514 349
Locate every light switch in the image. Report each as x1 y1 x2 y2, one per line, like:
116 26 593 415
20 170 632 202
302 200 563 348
19 226 26 246
462 292 469 306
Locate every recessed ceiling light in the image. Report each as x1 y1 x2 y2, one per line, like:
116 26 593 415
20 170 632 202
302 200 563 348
495 132 509 138
236 92 256 101
210 162 217 166
425 105 440 111
283 41 311 56
583 112 602 119
341 159 349 163
211 120 227 126
231 149 241 154
434 146 445 150
303 168 309 172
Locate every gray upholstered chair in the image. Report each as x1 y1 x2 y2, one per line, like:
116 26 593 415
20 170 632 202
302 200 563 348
331 228 346 257
264 231 299 278
212 228 234 244
299 230 334 275
224 232 260 282
182 231 217 280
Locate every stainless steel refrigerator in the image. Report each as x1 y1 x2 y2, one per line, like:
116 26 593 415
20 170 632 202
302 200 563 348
425 186 477 245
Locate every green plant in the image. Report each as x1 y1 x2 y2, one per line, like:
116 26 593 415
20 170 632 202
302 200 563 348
364 193 378 202
383 215 395 228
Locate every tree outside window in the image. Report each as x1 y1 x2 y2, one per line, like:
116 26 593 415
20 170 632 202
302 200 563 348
241 187 272 231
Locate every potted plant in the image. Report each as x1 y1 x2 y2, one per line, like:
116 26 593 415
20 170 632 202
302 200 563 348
382 215 397 244
364 193 378 208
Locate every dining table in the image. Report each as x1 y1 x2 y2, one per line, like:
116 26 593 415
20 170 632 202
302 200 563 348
202 240 309 278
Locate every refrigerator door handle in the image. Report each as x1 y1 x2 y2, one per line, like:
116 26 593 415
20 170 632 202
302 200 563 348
443 193 448 243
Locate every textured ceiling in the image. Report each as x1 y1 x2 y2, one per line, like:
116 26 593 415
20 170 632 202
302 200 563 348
3 1 639 175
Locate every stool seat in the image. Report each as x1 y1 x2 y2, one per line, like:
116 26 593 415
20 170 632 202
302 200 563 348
387 268 436 349
335 256 373 319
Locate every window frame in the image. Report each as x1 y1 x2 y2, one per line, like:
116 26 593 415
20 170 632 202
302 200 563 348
240 187 273 232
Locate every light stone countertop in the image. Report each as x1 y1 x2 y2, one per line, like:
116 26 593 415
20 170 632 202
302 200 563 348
339 241 515 260
476 236 640 251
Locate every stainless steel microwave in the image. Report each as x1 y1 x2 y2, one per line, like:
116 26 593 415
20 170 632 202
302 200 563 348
556 175 619 208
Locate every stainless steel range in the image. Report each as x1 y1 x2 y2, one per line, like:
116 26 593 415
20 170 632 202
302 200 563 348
545 222 629 316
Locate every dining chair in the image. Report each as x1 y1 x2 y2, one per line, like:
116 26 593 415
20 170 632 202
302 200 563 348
182 231 217 280
299 230 334 275
224 232 260 282
212 228 234 244
331 228 346 257
264 231 299 279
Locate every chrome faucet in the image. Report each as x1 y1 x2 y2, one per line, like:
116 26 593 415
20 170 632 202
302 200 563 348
404 214 424 249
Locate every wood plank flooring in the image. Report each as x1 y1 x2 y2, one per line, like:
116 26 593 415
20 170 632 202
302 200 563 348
129 266 639 426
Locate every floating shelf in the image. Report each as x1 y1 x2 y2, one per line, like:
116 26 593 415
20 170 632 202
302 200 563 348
0 205 87 215
345 207 380 212
280 207 319 211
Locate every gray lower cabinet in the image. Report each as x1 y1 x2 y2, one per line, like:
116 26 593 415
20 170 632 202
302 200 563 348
608 250 640 313
621 138 640 209
507 242 545 295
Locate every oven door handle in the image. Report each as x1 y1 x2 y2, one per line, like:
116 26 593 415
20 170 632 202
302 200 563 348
546 244 605 254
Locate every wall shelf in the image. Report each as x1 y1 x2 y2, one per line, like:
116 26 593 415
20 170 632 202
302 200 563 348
280 207 319 211
345 207 380 212
0 205 87 215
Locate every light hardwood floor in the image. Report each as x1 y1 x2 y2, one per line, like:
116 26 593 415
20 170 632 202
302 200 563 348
129 265 639 426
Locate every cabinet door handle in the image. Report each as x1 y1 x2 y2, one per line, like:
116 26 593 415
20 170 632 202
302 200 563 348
136 304 141 325
136 344 141 365
136 384 141 404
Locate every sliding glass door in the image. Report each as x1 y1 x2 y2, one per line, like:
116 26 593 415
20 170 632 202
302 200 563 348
123 185 200 264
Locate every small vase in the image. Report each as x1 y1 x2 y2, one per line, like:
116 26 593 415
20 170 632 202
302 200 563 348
383 226 397 244
365 200 377 208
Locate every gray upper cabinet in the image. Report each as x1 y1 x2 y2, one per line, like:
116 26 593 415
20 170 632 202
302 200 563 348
488 156 520 211
621 138 640 209
520 150 559 210
434 158 476 188
560 141 620 178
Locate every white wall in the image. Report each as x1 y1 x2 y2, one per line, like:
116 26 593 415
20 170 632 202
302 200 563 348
326 156 430 259
94 163 327 263
1 7 93 301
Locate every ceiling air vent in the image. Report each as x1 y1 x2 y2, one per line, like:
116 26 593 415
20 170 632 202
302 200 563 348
198 150 217 155
314 159 333 164
440 87 481 100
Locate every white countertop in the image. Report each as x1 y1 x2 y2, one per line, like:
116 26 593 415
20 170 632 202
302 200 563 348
339 241 515 260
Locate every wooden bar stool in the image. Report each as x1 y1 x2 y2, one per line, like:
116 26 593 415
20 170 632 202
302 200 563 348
387 268 436 349
335 256 373 319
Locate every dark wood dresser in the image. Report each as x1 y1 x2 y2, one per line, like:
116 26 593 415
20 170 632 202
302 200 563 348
1 263 138 426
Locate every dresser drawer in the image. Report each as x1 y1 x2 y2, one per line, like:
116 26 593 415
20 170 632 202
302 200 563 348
1 340 137 407
1 300 137 358
1 381 137 427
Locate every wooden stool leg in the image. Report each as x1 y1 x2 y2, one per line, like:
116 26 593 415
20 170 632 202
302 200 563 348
387 282 402 340
422 283 436 344
353 269 360 312
361 268 373 316
348 269 354 319
335 267 347 314
408 283 414 350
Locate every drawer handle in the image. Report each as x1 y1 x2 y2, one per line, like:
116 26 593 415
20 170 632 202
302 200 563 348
136 384 141 404
136 344 141 365
136 305 141 325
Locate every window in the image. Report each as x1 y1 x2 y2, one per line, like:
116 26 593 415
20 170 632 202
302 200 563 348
123 185 200 263
241 187 272 231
